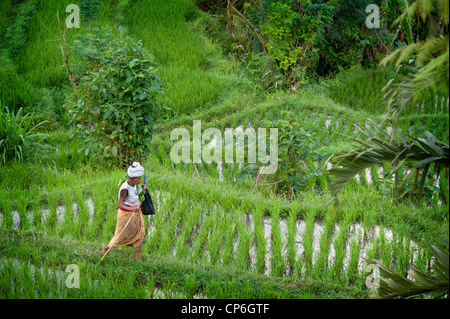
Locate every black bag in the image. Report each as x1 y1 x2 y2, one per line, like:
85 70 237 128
140 189 155 215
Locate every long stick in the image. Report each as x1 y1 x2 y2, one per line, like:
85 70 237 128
98 211 137 265
98 199 144 265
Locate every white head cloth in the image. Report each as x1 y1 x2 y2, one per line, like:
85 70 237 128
128 162 144 178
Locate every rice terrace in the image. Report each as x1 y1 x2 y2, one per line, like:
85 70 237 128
0 0 448 308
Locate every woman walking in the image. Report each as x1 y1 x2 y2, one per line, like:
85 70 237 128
102 162 147 261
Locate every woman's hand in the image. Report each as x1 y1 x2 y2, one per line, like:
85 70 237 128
142 184 148 192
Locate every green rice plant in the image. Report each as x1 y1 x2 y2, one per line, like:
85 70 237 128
160 198 186 256
157 225 172 257
302 208 316 276
0 258 14 298
251 200 267 274
145 276 156 298
29 186 43 231
18 0 93 88
44 192 59 236
190 209 214 263
269 207 285 277
329 217 351 280
207 218 224 266
0 192 13 229
359 168 369 188
306 158 318 189
0 0 12 34
332 116 346 140
15 193 30 230
235 210 253 271
183 273 197 298
370 165 380 189
254 220 267 275
159 280 179 299
413 242 432 274
412 120 422 136
0 0 38 110
85 189 109 241
345 229 362 283
327 113 338 135
392 234 411 277
221 215 236 266
363 234 381 265
378 227 392 268
174 206 197 260
286 206 298 275
146 195 166 252
74 188 90 239
58 188 74 238
100 199 118 244
202 278 231 298
313 211 335 277
344 116 356 136
316 113 327 140
34 264 50 298
19 260 36 298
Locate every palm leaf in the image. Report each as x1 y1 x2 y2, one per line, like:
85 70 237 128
328 119 449 200
394 0 414 44
368 232 449 299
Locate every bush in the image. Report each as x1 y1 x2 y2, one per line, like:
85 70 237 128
239 111 326 199
0 103 51 165
67 30 168 167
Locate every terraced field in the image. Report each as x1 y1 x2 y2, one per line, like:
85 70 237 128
0 0 448 301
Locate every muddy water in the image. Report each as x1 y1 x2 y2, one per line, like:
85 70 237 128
0 257 202 299
1 188 419 280
151 190 418 278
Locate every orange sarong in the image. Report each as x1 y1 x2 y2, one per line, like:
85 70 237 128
108 208 145 248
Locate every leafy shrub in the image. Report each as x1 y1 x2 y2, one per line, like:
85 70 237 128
0 103 50 165
239 112 326 199
67 31 168 167
262 0 321 90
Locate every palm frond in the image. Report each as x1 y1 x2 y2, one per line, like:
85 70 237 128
368 232 449 299
328 119 449 200
394 0 414 44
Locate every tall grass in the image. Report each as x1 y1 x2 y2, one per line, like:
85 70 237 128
0 104 51 165
123 0 228 114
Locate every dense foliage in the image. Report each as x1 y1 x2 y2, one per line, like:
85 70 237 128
67 28 167 167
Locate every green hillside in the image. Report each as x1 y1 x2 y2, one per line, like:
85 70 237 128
0 0 448 301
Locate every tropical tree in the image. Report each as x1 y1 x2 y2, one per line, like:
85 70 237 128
328 0 449 204
328 0 449 299
380 0 449 127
